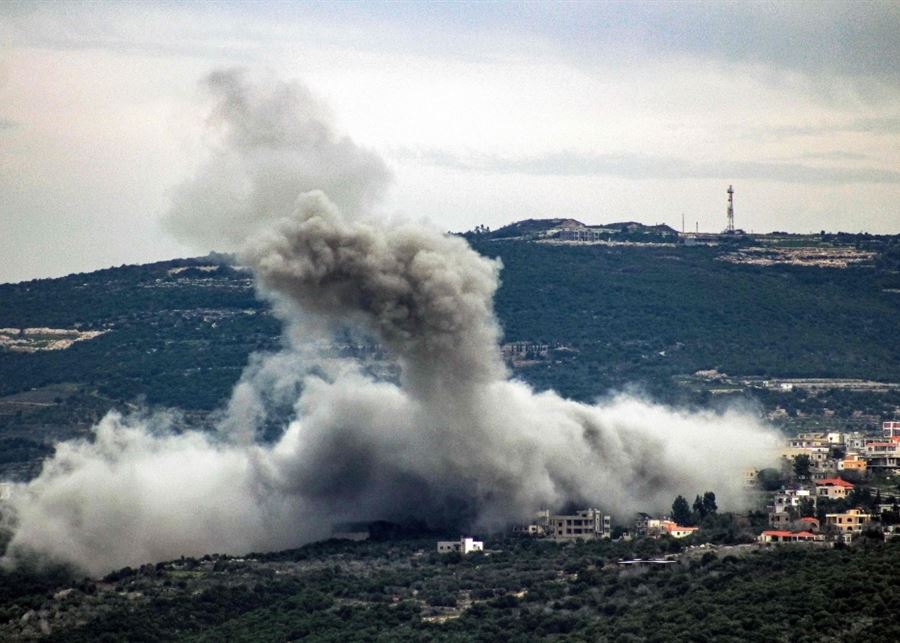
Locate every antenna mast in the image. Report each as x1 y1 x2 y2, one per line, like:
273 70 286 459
726 185 735 233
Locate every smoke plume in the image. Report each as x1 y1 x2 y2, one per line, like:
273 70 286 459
164 69 391 251
1 70 779 576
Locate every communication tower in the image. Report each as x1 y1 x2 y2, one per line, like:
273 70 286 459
726 185 735 233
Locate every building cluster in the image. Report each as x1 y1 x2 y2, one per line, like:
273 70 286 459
634 514 699 539
512 508 612 541
435 421 900 554
514 508 697 542
755 421 900 545
771 422 900 480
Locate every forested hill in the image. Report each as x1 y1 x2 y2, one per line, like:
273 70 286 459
474 239 900 400
0 232 898 478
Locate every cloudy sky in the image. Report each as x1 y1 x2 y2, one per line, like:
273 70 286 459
1 1 899 283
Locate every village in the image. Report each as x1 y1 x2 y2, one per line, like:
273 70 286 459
435 420 900 556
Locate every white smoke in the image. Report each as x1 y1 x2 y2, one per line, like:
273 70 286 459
1 70 780 576
164 69 392 251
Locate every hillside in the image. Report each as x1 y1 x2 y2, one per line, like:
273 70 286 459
0 229 899 479
1 535 899 641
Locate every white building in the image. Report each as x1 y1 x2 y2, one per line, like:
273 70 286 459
437 537 483 555
771 488 816 513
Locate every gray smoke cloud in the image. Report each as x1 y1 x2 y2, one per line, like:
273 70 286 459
1 70 780 576
164 69 392 251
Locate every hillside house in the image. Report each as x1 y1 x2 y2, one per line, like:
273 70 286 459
771 488 815 512
437 537 483 555
864 442 900 472
883 421 900 441
844 433 868 453
758 530 824 544
744 468 760 487
798 516 820 531
660 522 699 539
815 478 854 500
789 434 830 449
547 508 612 541
825 509 873 535
639 517 698 539
838 456 867 472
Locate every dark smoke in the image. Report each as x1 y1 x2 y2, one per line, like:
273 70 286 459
0 70 779 576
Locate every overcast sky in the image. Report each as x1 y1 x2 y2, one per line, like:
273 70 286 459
2 1 899 283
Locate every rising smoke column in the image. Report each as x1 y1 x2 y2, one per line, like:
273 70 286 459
236 192 778 531
164 69 392 251
1 70 779 576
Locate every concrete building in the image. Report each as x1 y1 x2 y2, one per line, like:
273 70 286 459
758 530 824 544
789 434 830 449
547 508 612 541
883 421 900 441
780 447 831 476
838 456 867 472
744 468 760 487
844 433 868 454
660 522 699 539
825 509 873 535
437 537 484 555
815 478 854 500
639 517 698 539
771 488 815 513
864 442 900 472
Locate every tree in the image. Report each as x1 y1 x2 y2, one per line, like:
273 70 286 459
793 455 812 480
672 495 693 526
693 495 706 519
702 491 718 515
798 497 816 518
757 468 785 491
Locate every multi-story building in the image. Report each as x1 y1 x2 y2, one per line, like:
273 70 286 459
547 508 612 541
825 508 873 535
771 488 816 513
843 432 868 454
883 421 900 442
744 468 760 487
864 442 900 472
815 478 854 499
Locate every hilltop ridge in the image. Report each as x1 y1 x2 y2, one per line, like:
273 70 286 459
0 226 898 480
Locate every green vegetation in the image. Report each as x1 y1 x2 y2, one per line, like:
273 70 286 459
3 537 900 641
476 239 900 405
1 233 898 478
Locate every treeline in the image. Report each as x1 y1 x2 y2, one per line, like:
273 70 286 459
4 536 900 641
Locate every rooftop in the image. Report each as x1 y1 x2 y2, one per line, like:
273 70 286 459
815 478 854 488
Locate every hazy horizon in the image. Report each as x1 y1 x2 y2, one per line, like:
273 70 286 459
2 1 900 283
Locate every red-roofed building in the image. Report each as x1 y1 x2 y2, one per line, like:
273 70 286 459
661 521 699 539
815 478 854 499
798 517 820 531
